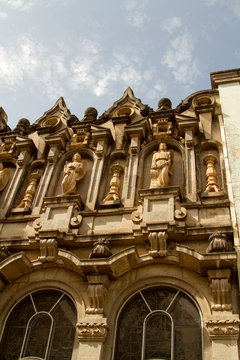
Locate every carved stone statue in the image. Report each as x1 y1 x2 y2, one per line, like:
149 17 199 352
0 162 9 191
203 154 220 192
150 143 173 188
61 153 87 195
16 171 41 208
103 163 123 202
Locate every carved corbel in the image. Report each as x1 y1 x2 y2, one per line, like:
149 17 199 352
148 231 168 258
207 232 229 253
38 238 58 262
86 275 110 315
89 239 112 259
208 269 232 311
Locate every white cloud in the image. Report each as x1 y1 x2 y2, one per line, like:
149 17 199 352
0 0 39 11
161 17 182 34
205 0 240 17
123 0 149 28
0 35 68 99
161 30 201 84
0 0 66 11
71 45 153 98
0 32 161 105
0 11 7 18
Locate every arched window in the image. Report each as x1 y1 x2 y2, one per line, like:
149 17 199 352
0 290 77 360
114 287 202 360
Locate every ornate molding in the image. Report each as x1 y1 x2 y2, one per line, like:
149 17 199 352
206 319 240 340
174 206 187 220
76 321 109 342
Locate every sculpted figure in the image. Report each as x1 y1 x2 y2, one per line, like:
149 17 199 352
0 162 9 191
150 143 173 188
61 153 87 195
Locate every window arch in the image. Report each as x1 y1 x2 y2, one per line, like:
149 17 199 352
0 289 77 360
114 287 202 360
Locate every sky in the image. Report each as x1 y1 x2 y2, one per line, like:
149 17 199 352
0 0 240 129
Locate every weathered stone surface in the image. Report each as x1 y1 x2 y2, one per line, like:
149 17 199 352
0 75 239 359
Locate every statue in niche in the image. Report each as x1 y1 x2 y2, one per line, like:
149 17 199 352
61 153 87 195
0 162 9 191
16 171 41 209
203 154 220 193
150 143 173 188
103 163 123 202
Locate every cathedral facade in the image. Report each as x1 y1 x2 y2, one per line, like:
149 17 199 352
0 69 240 360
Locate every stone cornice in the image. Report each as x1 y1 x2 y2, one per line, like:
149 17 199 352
211 68 240 89
0 245 237 290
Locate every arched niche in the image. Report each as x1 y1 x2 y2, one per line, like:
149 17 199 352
13 160 45 210
98 151 126 206
199 141 223 194
47 149 94 203
137 139 185 196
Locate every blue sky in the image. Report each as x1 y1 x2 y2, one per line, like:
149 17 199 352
0 0 239 129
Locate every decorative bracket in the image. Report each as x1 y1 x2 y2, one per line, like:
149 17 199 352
38 238 58 262
208 269 232 311
148 231 168 258
86 275 110 315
